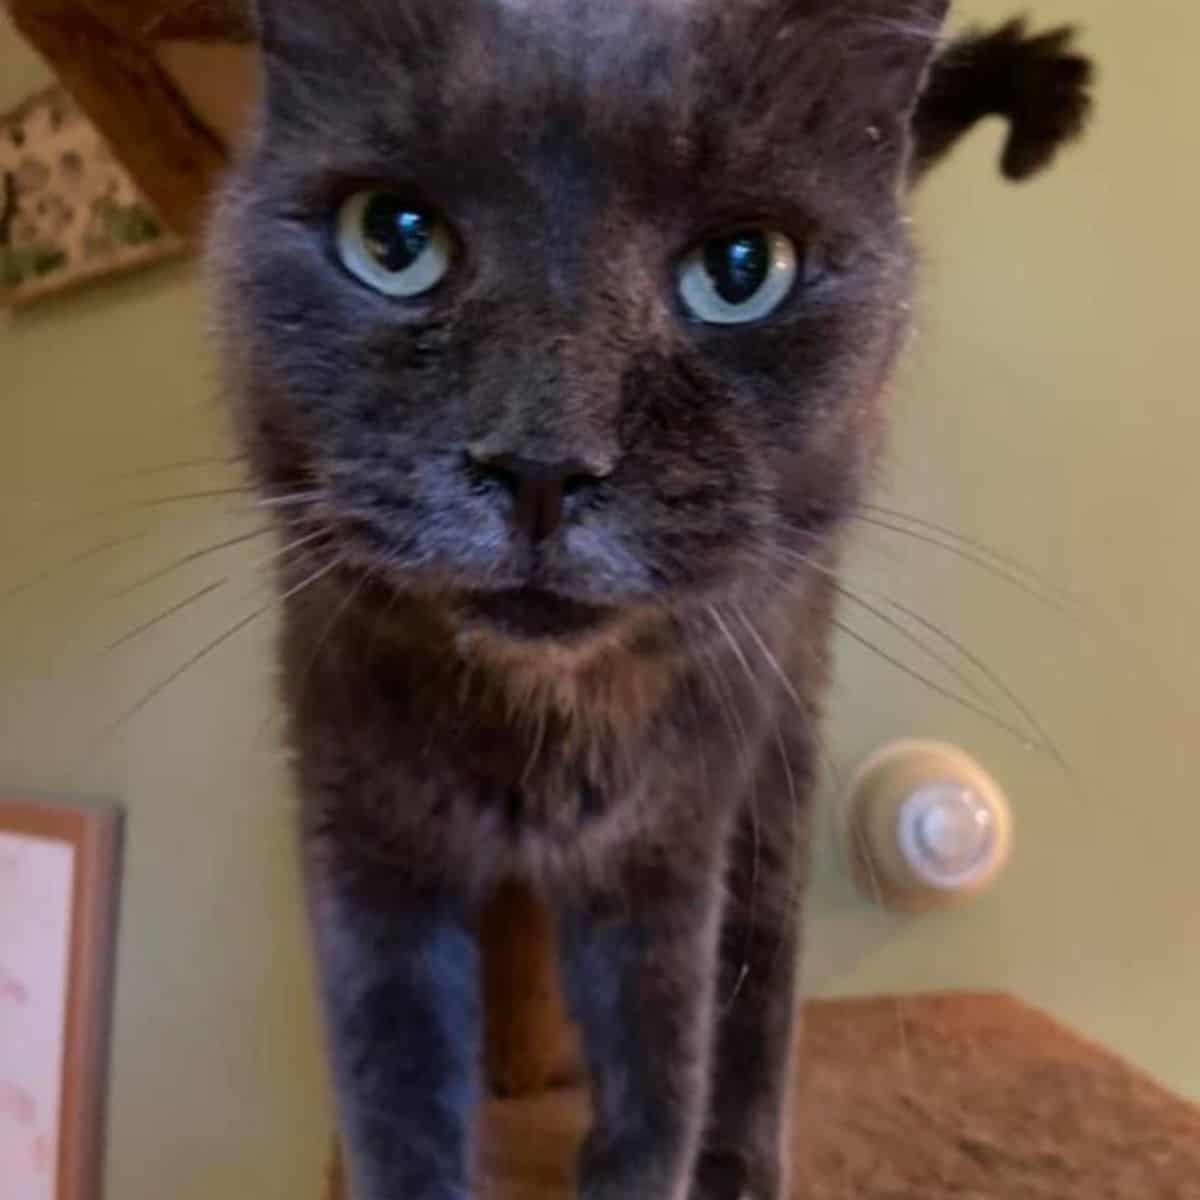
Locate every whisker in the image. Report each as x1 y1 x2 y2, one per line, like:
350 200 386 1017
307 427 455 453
709 604 827 1006
110 527 273 600
107 601 271 736
1 484 250 554
29 530 329 698
248 526 328 570
0 530 149 607
858 501 1082 606
102 551 342 737
730 608 806 714
840 581 1072 776
7 487 260 550
845 512 1078 619
111 454 248 484
732 603 842 794
722 964 750 1016
0 454 248 510
704 606 764 1015
834 584 1022 728
767 539 1074 776
767 717 802 984
254 490 327 510
106 580 229 653
134 485 258 510
707 605 762 705
270 558 373 756
832 617 1043 751
853 9 945 48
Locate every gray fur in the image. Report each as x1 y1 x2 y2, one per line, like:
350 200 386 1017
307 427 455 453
207 2 1090 1196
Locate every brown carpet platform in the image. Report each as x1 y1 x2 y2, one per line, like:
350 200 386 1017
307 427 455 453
328 992 1200 1198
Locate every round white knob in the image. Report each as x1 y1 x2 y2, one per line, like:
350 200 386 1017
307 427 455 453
844 740 1012 912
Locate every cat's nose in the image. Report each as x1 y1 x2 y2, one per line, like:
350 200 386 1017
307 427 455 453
465 447 611 542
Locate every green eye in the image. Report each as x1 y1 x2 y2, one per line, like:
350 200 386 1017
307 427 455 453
678 229 798 325
336 191 454 297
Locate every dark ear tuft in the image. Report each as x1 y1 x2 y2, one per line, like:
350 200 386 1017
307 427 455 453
912 18 1095 184
994 22 1094 180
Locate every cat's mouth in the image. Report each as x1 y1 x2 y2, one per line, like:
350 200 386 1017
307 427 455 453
460 587 616 641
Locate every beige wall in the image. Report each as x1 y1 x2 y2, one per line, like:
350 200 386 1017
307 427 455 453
1 18 330 1200
0 2 1196 1198
808 0 1200 1103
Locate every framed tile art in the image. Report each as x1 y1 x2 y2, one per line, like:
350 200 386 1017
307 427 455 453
0 83 183 306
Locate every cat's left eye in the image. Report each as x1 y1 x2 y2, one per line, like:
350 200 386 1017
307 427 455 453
677 229 798 325
335 191 454 297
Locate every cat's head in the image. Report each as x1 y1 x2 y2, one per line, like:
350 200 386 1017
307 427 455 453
212 0 948 647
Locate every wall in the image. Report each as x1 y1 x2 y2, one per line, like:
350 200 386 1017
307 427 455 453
1 17 330 1200
0 3 1197 1198
806 0 1200 1105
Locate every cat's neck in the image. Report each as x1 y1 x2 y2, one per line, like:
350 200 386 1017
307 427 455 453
287 580 686 747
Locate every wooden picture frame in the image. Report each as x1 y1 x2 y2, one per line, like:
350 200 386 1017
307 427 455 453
0 798 121 1200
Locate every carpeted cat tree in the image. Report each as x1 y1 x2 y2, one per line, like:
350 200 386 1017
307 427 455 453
324 993 1200 1199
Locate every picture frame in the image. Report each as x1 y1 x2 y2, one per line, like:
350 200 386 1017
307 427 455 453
0 83 185 306
0 798 121 1200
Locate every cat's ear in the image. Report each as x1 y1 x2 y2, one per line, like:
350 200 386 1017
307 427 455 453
247 0 454 125
818 0 952 178
247 0 309 60
251 0 375 64
249 0 445 73
246 0 344 121
839 0 952 120
732 0 951 176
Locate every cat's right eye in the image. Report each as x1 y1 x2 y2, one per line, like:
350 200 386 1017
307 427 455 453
335 191 454 297
676 228 799 325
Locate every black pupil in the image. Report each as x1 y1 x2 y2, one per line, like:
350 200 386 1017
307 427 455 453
362 195 432 272
704 230 769 304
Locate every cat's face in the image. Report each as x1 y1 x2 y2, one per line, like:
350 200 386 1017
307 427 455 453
213 0 947 644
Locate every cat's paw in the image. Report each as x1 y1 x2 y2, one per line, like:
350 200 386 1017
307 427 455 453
689 1149 780 1200
979 19 1095 181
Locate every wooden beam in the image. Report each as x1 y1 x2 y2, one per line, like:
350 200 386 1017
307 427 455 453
7 0 247 240
8 0 250 41
143 0 254 43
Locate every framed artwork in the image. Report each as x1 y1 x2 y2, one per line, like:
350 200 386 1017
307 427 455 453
0 798 121 1200
0 84 184 306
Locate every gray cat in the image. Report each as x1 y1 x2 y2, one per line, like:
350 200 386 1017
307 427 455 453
209 3 1091 1198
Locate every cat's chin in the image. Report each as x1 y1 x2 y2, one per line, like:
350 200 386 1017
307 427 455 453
458 587 618 643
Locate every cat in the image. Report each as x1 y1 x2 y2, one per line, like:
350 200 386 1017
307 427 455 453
481 12 1095 1102
209 4 1092 1199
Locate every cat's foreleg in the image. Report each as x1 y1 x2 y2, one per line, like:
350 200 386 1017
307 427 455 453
691 730 813 1200
559 840 728 1200
305 839 480 1200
